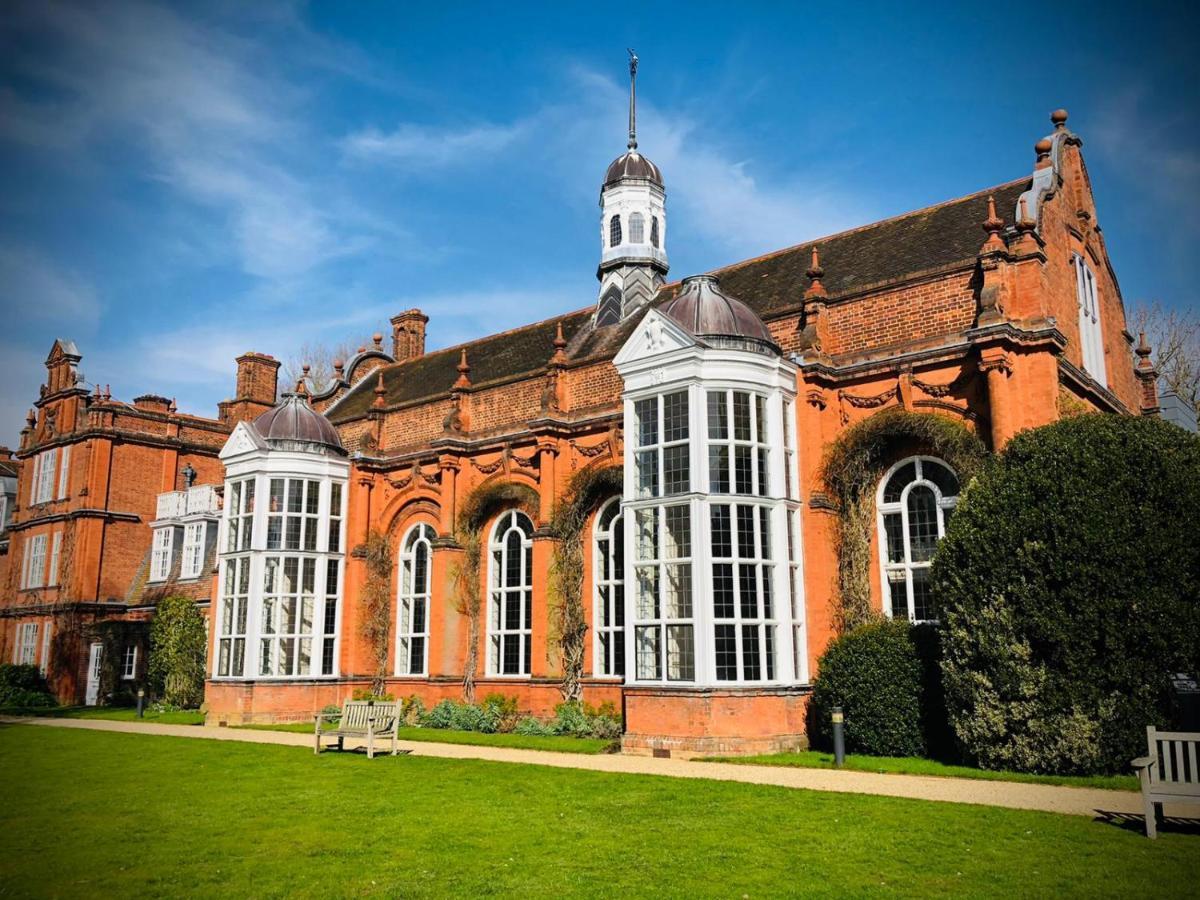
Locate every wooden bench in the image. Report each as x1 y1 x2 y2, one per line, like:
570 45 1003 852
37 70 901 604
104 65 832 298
1131 725 1200 838
314 700 400 759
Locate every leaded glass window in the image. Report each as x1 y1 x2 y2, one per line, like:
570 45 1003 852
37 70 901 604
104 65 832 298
488 510 534 676
397 523 434 676
877 457 959 622
706 389 770 497
593 498 625 677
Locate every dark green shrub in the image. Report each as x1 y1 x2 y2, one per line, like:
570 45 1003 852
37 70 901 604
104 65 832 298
480 693 520 733
933 414 1200 774
147 596 207 708
419 699 457 729
807 619 927 757
0 664 56 708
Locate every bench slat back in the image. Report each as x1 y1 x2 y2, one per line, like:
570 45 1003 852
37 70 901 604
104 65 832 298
1148 726 1200 786
339 700 399 733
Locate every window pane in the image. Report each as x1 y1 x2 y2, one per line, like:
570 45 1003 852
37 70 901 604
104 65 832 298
907 486 939 562
736 505 755 559
911 569 936 621
635 450 658 499
707 391 728 439
635 398 658 447
709 446 729 493
710 505 732 557
884 513 904 563
713 563 735 618
635 626 661 680
663 445 690 495
923 460 960 498
663 391 689 442
635 567 659 619
733 393 752 441
635 509 658 560
755 395 767 443
742 625 761 681
715 624 737 681
270 478 284 512
666 625 694 681
734 446 753 494
665 563 691 618
883 462 915 503
663 506 690 558
738 564 758 618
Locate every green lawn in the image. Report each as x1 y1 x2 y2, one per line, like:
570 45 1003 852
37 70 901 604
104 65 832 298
703 749 1141 792
0 705 206 726
0 726 1194 898
236 721 613 754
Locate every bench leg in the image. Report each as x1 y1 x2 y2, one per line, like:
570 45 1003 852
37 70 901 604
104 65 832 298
337 736 344 753
392 729 398 757
314 728 321 755
368 726 375 761
1143 792 1157 839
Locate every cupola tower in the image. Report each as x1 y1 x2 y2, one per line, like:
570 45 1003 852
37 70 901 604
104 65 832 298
595 50 668 326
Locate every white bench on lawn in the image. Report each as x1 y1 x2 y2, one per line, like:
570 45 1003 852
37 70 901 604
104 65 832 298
314 700 400 759
1131 725 1200 838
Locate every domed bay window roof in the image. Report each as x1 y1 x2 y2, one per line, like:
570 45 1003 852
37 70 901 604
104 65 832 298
251 391 345 456
659 274 780 355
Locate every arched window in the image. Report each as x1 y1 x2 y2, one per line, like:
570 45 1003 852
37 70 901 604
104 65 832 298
628 212 645 244
487 510 534 675
876 457 959 622
650 217 660 248
609 215 622 247
593 497 625 677
397 522 434 675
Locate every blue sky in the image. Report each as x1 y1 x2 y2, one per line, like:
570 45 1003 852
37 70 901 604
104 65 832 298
1 1 1197 445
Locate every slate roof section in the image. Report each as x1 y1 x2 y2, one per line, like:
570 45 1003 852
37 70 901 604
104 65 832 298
330 178 1030 424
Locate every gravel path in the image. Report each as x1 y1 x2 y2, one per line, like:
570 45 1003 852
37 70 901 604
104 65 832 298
4 715 1177 820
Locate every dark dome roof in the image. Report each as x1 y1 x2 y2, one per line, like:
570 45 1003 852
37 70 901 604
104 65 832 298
604 150 663 187
253 392 344 453
659 275 779 354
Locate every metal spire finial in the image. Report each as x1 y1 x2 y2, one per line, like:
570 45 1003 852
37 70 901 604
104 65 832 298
627 49 639 150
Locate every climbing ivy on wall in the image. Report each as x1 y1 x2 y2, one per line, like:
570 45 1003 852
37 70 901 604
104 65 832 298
821 408 988 631
547 465 623 702
360 529 394 697
452 480 540 701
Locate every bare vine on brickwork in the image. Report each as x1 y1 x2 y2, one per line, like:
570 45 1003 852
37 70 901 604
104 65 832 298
821 408 988 631
548 465 623 702
360 529 393 696
452 480 540 702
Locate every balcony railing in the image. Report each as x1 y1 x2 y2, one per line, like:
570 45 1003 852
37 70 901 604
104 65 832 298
155 485 220 520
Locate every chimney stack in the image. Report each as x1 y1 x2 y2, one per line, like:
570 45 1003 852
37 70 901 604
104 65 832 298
219 352 281 424
390 309 429 363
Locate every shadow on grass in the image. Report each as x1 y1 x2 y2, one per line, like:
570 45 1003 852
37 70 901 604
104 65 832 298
1094 809 1200 837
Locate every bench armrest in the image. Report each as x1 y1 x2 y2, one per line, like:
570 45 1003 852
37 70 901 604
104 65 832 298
1131 756 1156 771
314 712 340 722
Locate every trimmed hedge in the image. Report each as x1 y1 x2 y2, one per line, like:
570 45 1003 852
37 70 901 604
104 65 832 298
933 414 1200 774
808 619 944 757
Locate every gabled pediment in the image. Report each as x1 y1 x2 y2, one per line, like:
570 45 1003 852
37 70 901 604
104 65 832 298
613 309 698 367
220 420 267 460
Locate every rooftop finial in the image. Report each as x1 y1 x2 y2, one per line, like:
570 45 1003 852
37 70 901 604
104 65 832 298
627 49 639 151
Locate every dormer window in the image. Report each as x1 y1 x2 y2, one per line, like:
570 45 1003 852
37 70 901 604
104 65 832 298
150 527 173 582
629 212 645 244
650 217 659 248
609 215 622 247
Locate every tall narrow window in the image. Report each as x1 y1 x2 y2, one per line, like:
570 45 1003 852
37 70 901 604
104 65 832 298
39 624 52 676
16 623 38 665
632 503 694 681
22 534 48 589
628 212 645 243
181 522 206 579
593 498 625 677
650 216 660 248
707 390 770 497
1073 254 1107 385
877 457 959 622
226 479 255 552
216 557 249 676
259 556 317 677
487 510 533 676
328 483 343 553
609 215 622 247
150 527 173 582
57 445 71 499
634 390 690 499
711 503 776 681
48 531 62 586
321 559 339 675
30 449 57 505
397 523 434 676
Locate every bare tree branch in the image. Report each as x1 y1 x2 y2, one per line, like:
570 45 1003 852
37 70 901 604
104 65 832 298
283 338 371 395
1131 301 1200 415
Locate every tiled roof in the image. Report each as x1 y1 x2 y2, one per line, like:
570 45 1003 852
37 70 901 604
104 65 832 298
330 178 1031 424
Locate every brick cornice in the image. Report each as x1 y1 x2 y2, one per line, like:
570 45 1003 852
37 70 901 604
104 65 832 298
10 507 142 531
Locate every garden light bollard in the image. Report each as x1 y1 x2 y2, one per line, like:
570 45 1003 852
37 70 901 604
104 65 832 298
832 706 845 767
136 688 145 719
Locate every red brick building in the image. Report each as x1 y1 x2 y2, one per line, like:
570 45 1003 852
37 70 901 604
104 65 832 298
5 97 1161 753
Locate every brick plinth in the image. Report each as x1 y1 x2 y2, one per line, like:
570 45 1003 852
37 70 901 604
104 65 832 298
621 686 811 757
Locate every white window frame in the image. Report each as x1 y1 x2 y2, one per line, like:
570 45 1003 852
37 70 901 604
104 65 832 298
122 644 138 680
486 510 534 677
216 556 250 677
876 456 959 623
22 534 48 589
1073 253 1107 386
181 522 206 579
592 497 625 678
57 445 71 499
30 448 57 505
48 531 62 586
150 527 174 582
396 522 434 677
709 501 778 683
39 623 53 676
17 622 38 665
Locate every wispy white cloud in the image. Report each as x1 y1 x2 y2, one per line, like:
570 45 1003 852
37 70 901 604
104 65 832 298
342 121 529 168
